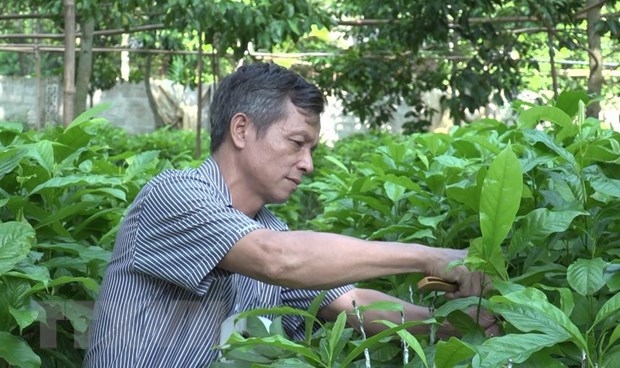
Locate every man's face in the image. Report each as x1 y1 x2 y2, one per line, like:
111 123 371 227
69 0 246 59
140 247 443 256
243 101 320 205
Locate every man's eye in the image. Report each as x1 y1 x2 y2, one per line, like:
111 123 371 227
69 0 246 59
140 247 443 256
292 140 304 147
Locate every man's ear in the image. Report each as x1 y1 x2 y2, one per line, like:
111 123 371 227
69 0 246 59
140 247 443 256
230 113 251 149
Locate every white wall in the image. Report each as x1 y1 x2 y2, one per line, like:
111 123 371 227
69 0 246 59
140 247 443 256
1 76 619 139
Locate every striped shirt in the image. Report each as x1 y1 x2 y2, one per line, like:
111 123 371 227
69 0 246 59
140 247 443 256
84 157 354 367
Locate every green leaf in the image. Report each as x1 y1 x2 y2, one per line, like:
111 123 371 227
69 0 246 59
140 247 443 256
25 140 55 176
602 345 620 368
368 225 421 240
461 135 502 155
0 278 31 332
356 300 404 313
478 144 522 280
304 291 327 343
327 312 348 364
66 103 111 130
582 139 620 164
324 155 349 173
434 296 482 318
0 122 23 146
0 331 41 368
9 305 38 333
518 106 574 131
253 358 315 368
606 264 620 293
6 262 51 285
522 129 577 168
124 150 160 181
236 306 319 327
490 288 587 350
28 276 100 295
29 175 122 195
34 242 111 263
221 347 273 365
375 319 427 367
535 285 575 317
434 155 468 169
350 194 391 216
38 295 94 333
224 333 322 365
0 222 36 275
268 316 287 337
340 320 428 367
607 323 620 350
587 171 620 198
418 213 448 230
555 90 589 118
0 147 28 178
246 315 271 338
509 209 586 256
446 180 480 211
34 201 95 230
592 291 620 328
473 333 565 367
434 337 476 368
567 258 607 296
383 181 406 204
382 174 421 191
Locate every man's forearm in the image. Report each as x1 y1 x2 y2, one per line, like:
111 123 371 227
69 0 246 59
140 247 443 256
321 288 461 338
220 229 457 289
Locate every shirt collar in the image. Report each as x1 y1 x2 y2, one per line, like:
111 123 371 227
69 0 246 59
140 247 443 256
197 156 233 207
197 157 288 231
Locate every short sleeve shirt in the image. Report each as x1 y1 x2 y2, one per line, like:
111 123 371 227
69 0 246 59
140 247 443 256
84 157 354 367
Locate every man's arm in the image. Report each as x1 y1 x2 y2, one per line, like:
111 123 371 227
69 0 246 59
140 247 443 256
218 228 480 294
318 288 500 338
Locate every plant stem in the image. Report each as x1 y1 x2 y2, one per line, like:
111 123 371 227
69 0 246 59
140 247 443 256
352 300 371 368
401 310 409 365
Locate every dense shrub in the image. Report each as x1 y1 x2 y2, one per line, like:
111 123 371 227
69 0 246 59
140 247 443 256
1 93 619 367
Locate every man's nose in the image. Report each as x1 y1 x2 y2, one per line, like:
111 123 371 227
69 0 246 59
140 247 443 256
299 149 314 174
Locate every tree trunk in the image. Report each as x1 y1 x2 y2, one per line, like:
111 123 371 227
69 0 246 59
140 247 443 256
75 17 95 115
62 0 76 126
546 28 558 101
586 0 603 118
144 53 165 129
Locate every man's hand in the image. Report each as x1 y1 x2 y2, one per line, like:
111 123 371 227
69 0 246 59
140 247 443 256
426 248 492 298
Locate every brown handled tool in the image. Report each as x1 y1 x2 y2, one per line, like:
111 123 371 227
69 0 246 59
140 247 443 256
417 276 458 293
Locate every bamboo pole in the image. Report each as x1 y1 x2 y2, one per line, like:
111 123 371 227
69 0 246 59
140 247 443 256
35 18 42 130
63 0 76 127
195 31 204 159
586 0 604 118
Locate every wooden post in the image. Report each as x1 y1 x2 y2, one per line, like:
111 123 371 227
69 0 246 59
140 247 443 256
195 31 204 159
63 0 76 127
35 18 42 130
586 0 603 118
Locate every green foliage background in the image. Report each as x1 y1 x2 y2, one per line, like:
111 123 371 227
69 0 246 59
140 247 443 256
1 92 620 367
2 0 620 129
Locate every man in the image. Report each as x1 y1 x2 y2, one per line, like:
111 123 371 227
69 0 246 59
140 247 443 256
84 62 498 367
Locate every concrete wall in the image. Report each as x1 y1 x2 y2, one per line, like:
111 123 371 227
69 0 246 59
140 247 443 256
1 76 619 139
0 76 62 126
0 76 372 140
91 82 156 134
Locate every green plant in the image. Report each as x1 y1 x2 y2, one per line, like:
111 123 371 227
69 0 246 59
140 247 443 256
272 90 620 367
1 89 619 367
0 106 203 367
213 293 433 367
